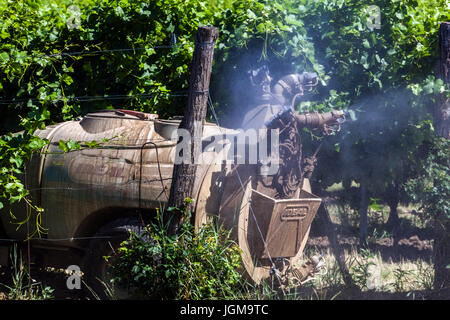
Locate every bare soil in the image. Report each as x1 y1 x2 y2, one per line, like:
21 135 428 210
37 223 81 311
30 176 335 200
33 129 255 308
307 233 433 262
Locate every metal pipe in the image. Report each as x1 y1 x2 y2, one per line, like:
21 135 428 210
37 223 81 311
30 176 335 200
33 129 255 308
294 110 346 129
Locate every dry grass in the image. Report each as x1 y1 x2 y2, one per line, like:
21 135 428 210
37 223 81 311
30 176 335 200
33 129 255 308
280 200 438 300
297 247 434 294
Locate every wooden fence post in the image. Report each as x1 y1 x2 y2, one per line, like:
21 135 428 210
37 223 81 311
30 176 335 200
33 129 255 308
167 26 218 233
433 22 450 291
436 22 450 139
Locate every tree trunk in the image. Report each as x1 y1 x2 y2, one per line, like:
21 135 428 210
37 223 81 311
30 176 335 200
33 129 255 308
386 182 400 232
359 184 369 247
167 26 218 233
433 221 450 290
433 22 450 290
436 22 450 140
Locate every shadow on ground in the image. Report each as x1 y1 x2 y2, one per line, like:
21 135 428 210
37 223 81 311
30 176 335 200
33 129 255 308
288 284 450 300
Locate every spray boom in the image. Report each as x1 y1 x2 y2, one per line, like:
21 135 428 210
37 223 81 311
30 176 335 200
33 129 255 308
294 110 347 135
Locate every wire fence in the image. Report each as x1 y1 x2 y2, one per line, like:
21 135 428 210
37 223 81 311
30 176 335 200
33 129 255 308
0 35 182 106
41 45 174 58
0 235 122 243
0 92 189 105
40 32 178 58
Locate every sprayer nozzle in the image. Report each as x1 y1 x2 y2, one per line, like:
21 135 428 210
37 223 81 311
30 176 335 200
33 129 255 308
342 109 357 121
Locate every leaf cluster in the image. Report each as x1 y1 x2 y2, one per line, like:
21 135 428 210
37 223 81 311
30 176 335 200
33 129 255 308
110 207 247 299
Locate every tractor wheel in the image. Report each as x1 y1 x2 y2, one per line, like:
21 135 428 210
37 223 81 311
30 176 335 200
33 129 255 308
82 217 145 299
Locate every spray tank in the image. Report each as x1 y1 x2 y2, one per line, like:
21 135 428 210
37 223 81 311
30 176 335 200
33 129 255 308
0 71 347 284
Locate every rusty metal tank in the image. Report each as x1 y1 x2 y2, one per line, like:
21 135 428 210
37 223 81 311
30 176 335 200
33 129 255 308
0 108 329 283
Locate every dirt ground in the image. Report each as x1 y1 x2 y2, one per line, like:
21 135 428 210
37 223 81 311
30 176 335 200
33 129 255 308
307 234 433 262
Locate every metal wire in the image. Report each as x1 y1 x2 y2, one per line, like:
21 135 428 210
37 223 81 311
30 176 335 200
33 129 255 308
0 235 123 243
40 44 174 58
139 141 169 207
0 92 188 105
39 33 178 58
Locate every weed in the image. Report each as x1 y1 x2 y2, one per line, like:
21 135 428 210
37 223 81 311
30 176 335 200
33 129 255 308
391 267 413 292
0 245 53 300
109 205 249 299
349 248 377 290
415 260 434 290
83 277 117 300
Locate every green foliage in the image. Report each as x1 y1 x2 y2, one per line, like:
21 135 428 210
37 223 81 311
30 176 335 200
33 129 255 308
56 137 114 152
0 131 47 229
110 208 247 299
405 137 450 248
349 248 376 290
369 198 383 212
305 0 448 192
0 0 218 226
391 267 413 292
211 0 327 121
0 0 196 129
403 137 448 288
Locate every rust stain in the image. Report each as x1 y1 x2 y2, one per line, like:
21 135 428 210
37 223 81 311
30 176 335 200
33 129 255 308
68 156 132 185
